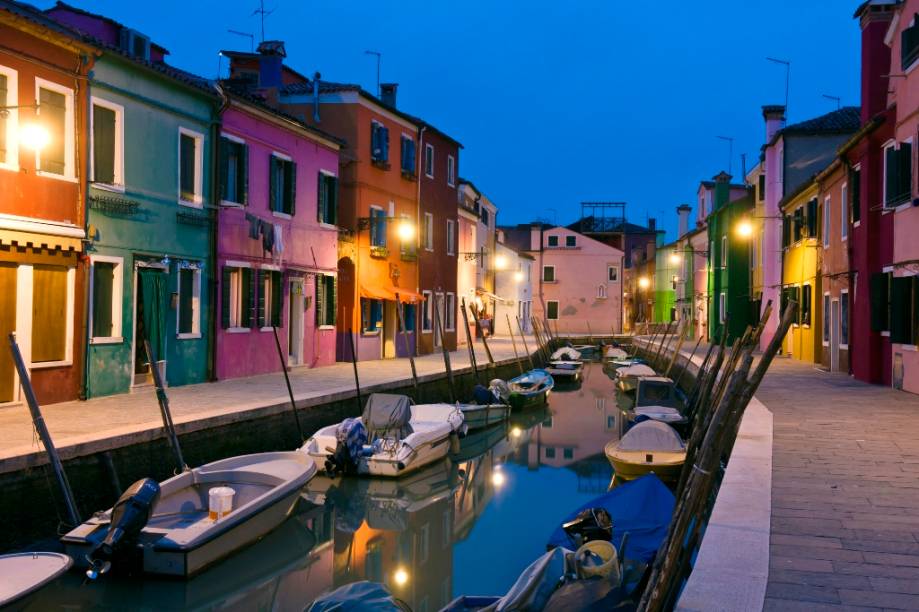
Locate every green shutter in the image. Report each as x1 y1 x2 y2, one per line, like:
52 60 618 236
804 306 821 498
242 267 254 327
180 133 196 200
92 105 116 184
218 137 229 201
221 267 232 329
891 276 913 343
782 215 790 248
870 272 889 332
317 173 327 223
806 199 817 238
898 142 912 204
885 146 899 206
851 169 861 223
268 156 278 212
330 275 337 326
240 143 249 206
271 271 282 327
256 269 266 328
39 88 66 175
315 275 323 327
287 161 297 216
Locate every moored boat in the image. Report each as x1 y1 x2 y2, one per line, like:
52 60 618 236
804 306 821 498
0 552 72 608
506 369 554 409
604 346 628 360
615 363 657 393
634 376 682 408
545 359 583 382
550 346 582 361
62 452 317 578
605 421 686 484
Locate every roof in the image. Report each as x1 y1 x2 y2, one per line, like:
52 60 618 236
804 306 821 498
767 106 861 146
0 0 93 47
567 216 657 235
48 1 169 55
779 174 820 209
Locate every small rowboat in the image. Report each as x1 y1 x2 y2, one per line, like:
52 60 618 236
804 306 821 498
546 360 583 382
454 402 511 430
0 552 72 608
507 369 555 409
605 421 686 484
634 376 682 409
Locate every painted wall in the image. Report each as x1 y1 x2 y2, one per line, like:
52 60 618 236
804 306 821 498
653 243 677 322
215 100 339 380
456 208 477 345
707 187 754 343
493 241 532 336
817 162 851 373
781 184 821 364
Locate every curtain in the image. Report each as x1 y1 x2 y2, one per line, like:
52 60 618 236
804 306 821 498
138 267 167 362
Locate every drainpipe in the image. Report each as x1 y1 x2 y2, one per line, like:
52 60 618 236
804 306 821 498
209 84 231 381
415 126 426 354
78 52 95 401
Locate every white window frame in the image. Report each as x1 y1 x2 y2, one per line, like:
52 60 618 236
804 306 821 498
840 183 848 240
219 131 247 208
882 139 895 208
597 284 607 299
421 289 433 333
447 154 455 187
177 126 204 208
89 96 125 192
0 64 19 171
822 292 831 347
226 260 252 333
34 77 76 181
546 300 559 320
176 263 202 339
823 195 831 248
424 143 434 178
23 264 76 368
719 292 726 324
445 292 456 331
258 265 281 332
269 150 294 219
721 235 727 268
446 218 455 255
839 288 850 349
89 255 124 344
607 265 619 282
543 265 556 283
423 212 434 251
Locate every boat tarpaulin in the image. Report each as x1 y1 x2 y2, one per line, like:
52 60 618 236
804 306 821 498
617 421 685 452
307 581 409 611
363 393 413 440
546 474 675 563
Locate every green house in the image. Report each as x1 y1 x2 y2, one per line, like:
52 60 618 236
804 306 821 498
654 242 678 323
707 173 754 343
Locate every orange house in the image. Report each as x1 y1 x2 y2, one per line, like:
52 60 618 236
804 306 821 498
0 4 94 405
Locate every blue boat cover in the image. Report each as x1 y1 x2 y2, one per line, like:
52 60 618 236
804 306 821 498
546 474 675 563
308 581 408 611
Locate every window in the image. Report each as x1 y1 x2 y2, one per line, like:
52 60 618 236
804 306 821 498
823 294 830 345
840 290 849 347
317 172 338 224
884 140 913 207
543 265 555 282
371 121 389 164
480 207 489 227
801 284 812 326
546 300 559 320
424 143 434 177
806 198 818 238
545 447 556 459
0 65 18 169
222 265 253 330
446 219 455 255
608 265 619 282
565 235 576 248
423 212 434 250
793 206 805 241
421 290 433 332
269 154 296 216
36 79 74 178
901 14 919 71
178 127 203 205
757 173 765 202
547 235 559 248
177 265 201 337
870 272 891 333
257 269 282 329
823 196 831 248
361 298 383 333
840 184 848 240
851 167 861 224
370 206 386 247
400 135 416 175
607 415 616 429
447 154 455 186
597 284 607 299
890 276 919 345
315 274 336 327
719 292 726 324
721 235 727 268
32 265 72 363
402 303 416 332
563 448 574 460
219 135 248 205
90 257 123 342
445 293 456 331
91 98 124 188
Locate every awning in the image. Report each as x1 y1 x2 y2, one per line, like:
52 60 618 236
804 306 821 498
476 289 507 304
360 285 425 302
0 229 83 252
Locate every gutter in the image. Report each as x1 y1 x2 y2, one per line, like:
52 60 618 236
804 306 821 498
208 84 232 382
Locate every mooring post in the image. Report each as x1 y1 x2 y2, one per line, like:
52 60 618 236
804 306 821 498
272 326 304 443
469 303 495 366
506 314 525 375
347 327 362 411
460 299 480 383
9 333 81 526
516 316 536 370
144 338 186 473
395 294 419 397
433 299 457 403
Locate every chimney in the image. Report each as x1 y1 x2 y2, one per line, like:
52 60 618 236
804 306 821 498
676 204 692 237
762 105 786 143
256 40 286 91
530 223 542 251
648 217 656 232
381 83 398 108
856 0 894 123
713 171 732 211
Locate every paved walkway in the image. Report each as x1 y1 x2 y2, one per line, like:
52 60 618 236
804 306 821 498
0 336 539 473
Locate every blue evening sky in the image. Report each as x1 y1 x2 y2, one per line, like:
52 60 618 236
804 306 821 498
41 1 861 241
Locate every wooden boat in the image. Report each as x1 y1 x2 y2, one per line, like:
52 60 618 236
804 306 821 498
507 369 554 409
300 394 464 478
604 346 629 360
546 360 583 382
0 552 72 608
62 452 316 578
605 421 686 484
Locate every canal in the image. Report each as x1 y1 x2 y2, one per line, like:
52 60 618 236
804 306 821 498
24 362 622 611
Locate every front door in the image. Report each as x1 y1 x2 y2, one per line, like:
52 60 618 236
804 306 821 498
288 278 305 366
133 265 167 387
0 263 17 403
830 299 840 372
383 301 397 359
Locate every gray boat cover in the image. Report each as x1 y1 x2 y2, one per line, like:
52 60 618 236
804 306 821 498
363 393 413 441
618 421 685 452
551 347 581 361
483 547 573 612
308 581 410 611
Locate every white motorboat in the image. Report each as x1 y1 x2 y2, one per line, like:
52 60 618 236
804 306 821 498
62 452 316 578
634 376 681 408
551 346 582 361
300 394 464 478
546 360 584 382
615 364 658 393
604 346 629 360
0 552 71 608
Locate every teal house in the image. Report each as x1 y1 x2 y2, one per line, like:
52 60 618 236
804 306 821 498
653 241 678 323
706 172 754 343
48 4 218 397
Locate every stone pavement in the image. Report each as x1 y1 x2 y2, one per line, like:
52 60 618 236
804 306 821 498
0 335 538 473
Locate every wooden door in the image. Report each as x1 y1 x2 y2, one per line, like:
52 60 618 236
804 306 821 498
0 263 17 402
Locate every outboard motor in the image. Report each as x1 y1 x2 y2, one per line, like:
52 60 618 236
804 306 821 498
86 477 160 580
488 379 510 404
325 418 367 476
561 507 613 549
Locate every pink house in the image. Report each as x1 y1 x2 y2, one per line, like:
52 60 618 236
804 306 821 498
215 84 341 379
502 224 624 335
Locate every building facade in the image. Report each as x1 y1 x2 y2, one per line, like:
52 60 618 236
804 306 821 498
816 159 851 373
653 242 678 323
457 178 497 335
493 237 533 336
780 180 822 363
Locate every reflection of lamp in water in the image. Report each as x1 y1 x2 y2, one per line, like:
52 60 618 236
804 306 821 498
393 567 409 586
491 469 506 488
510 426 522 438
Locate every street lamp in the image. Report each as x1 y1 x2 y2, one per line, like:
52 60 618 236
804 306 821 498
494 254 508 270
637 276 651 290
668 252 681 265
396 218 415 242
735 219 754 239
19 123 50 151
513 270 524 283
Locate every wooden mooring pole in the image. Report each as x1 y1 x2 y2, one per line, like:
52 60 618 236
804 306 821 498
506 314 525 375
460 298 480 384
272 326 305 442
433 299 457 403
395 294 419 397
516 316 535 370
144 338 186 473
347 327 362 411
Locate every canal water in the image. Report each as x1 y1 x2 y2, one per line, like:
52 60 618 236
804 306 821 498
26 362 622 611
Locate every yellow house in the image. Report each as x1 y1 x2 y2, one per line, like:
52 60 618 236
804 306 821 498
780 179 822 363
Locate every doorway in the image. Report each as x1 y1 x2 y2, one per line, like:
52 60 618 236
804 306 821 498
383 301 397 359
132 264 167 388
288 277 305 366
830 298 840 372
0 263 17 403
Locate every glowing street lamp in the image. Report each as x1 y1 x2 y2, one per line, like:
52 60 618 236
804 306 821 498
19 123 50 152
494 254 508 270
396 219 415 242
735 219 754 239
637 276 651 290
393 567 409 586
513 271 524 283
668 252 681 265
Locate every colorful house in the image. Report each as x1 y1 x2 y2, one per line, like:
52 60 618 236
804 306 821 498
0 3 94 405
706 172 754 343
47 3 218 397
456 181 480 343
816 159 851 373
493 235 533 336
653 241 678 323
213 61 342 379
885 0 919 394
779 179 822 363
457 178 498 334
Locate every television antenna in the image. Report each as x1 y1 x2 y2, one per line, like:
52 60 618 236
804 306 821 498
251 0 275 43
227 29 254 52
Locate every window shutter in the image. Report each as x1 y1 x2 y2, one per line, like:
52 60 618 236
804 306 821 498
243 267 254 327
381 127 389 161
240 143 249 206
330 176 339 225
218 137 229 201
39 88 66 174
317 173 327 222
782 215 790 248
899 142 912 204
271 271 283 327
886 146 899 206
92 105 116 184
891 276 913 343
0 74 6 160
330 275 337 326
807 199 817 238
179 134 196 200
221 266 231 329
314 275 323 327
256 269 266 328
268 156 277 212
851 169 861 222
870 272 889 332
288 161 297 216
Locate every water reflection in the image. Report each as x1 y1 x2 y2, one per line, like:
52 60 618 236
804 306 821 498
29 362 622 611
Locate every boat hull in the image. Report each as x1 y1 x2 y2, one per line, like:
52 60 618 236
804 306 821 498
460 403 511 430
508 389 549 409
604 442 684 484
305 432 454 478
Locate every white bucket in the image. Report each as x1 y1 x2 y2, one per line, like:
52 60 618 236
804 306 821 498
208 486 235 521
575 540 620 582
